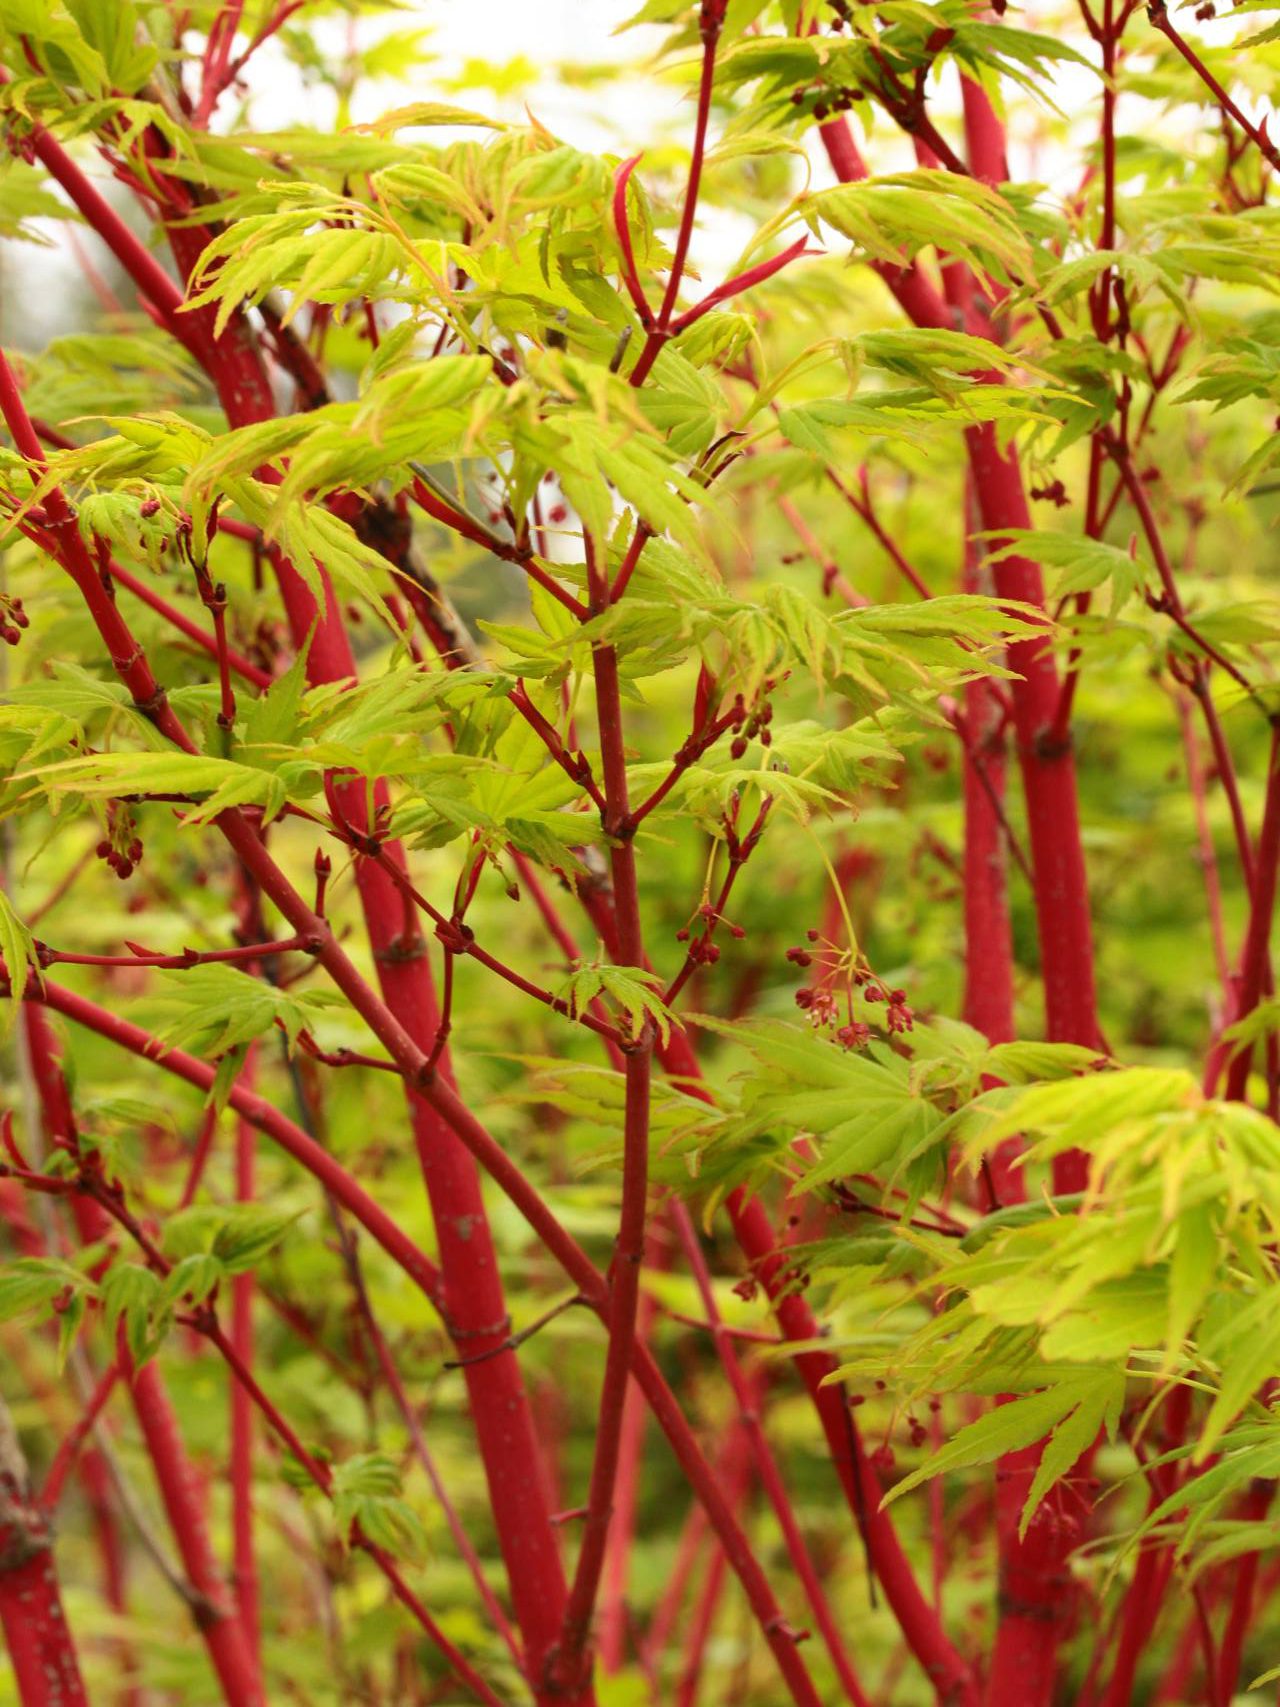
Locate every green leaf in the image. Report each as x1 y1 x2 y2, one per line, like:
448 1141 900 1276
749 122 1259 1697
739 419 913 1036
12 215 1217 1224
0 1257 90 1323
358 101 506 133
1165 1203 1218 1371
806 172 1034 286
148 964 346 1058
100 1262 165 1365
0 888 38 1032
331 1453 428 1561
211 1206 304 1273
982 530 1151 616
160 1252 225 1309
1198 1301 1280 1460
597 966 674 1045
984 1043 1108 1084
882 1381 1100 1505
1020 1372 1123 1538
24 751 290 824
55 1289 86 1372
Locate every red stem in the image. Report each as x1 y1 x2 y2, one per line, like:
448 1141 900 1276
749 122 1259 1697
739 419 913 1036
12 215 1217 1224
828 467 933 600
548 545 656 1699
0 1404 88 1707
39 1362 120 1512
124 1346 264 1703
963 432 1101 1085
670 235 813 334
1223 725 1280 1102
643 1462 715 1669
21 1007 264 1707
597 1268 660 1673
1192 670 1255 890
958 496 1021 1204
627 8 723 388
514 97 963 1688
577 110 967 1683
1100 1389 1193 1707
656 13 720 329
38 936 309 970
195 0 246 126
1091 0 1120 342
674 1421 754 1707
104 557 272 689
609 521 652 604
230 1049 261 1684
612 155 653 326
221 0 308 88
1215 1478 1273 1700
178 1104 222 1210
954 84 1103 1705
1177 692 1232 995
672 1199 870 1705
1150 7 1280 171
1097 1542 1176 1706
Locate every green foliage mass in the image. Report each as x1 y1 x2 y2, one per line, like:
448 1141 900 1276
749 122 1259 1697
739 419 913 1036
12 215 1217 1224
1 0 1280 1702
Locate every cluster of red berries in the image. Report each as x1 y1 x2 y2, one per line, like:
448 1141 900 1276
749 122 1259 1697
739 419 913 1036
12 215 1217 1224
95 804 144 880
675 901 747 966
0 594 29 647
730 695 773 760
787 931 914 1045
791 86 865 118
793 988 873 1049
866 981 915 1034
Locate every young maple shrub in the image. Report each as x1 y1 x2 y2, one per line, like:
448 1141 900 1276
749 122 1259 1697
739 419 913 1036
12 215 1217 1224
1 0 1280 1701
